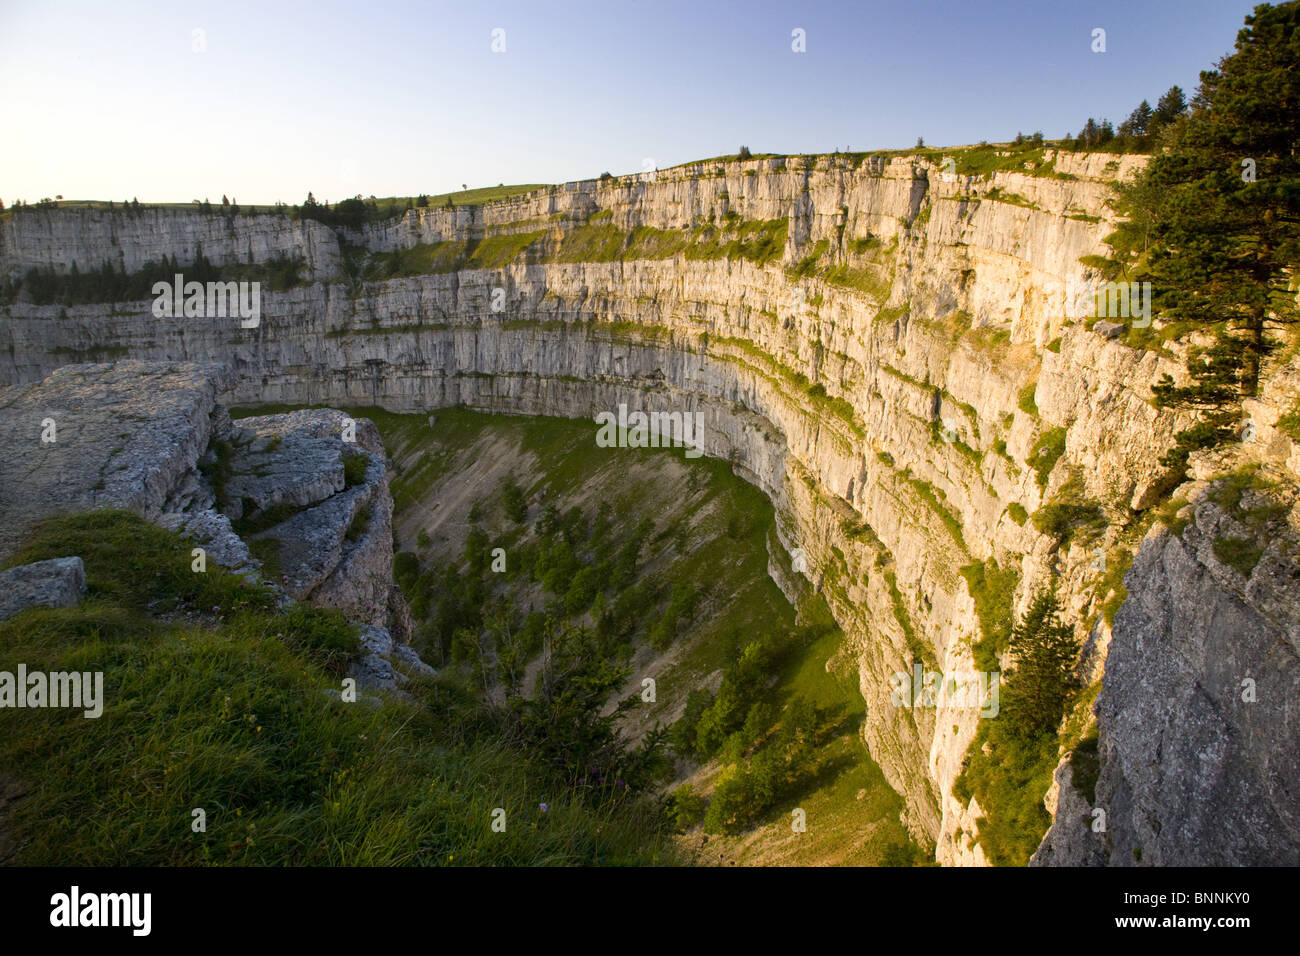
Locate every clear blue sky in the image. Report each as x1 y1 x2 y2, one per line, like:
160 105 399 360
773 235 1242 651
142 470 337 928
0 0 1263 205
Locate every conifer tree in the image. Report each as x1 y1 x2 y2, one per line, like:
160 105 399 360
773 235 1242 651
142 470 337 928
1111 2 1300 472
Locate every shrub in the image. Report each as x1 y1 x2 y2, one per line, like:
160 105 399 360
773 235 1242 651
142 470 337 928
951 592 1080 865
343 452 369 488
1032 502 1104 546
1018 382 1039 416
1029 427 1066 490
502 479 527 523
665 785 705 831
960 558 1021 671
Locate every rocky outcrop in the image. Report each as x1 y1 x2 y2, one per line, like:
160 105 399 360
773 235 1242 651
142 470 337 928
1 150 1296 863
0 360 233 560
214 408 394 626
0 205 340 282
0 557 87 622
0 361 432 691
1035 482 1300 866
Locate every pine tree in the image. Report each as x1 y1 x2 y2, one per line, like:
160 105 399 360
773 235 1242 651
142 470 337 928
1004 592 1079 737
1153 84 1188 127
1129 99 1154 137
1113 3 1300 473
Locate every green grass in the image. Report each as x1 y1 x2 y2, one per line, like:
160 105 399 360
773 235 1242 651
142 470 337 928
328 405 920 865
342 451 369 488
554 217 788 267
1213 536 1265 577
1202 466 1292 576
903 472 967 552
983 187 1039 210
0 510 673 865
361 231 546 279
423 184 550 207
1018 381 1039 416
884 568 934 668
351 217 788 281
960 558 1021 671
1278 403 1300 441
1029 427 1066 490
1032 501 1106 548
1095 549 1134 625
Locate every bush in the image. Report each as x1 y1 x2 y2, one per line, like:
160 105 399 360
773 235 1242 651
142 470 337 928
703 765 753 833
502 479 527 523
1029 427 1066 490
1018 382 1039 416
1031 502 1104 546
343 452 369 488
665 785 705 831
394 551 420 590
344 506 371 542
960 558 1020 671
951 592 1081 865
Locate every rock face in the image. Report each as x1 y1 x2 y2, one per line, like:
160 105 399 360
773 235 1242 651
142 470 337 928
0 557 87 622
0 361 431 692
1035 492 1300 866
0 360 233 560
1 150 1296 864
0 205 340 282
220 409 394 627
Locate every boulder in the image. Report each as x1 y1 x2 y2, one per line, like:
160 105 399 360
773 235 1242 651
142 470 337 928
0 557 87 622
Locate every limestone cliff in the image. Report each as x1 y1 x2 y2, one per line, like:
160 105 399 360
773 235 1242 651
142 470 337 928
0 361 432 695
2 148 1296 864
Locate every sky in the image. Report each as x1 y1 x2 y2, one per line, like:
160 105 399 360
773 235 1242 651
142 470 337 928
0 0 1265 205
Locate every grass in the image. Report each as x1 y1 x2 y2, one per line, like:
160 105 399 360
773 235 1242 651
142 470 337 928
327 405 923 865
884 568 934 668
1278 403 1300 441
1032 500 1106 549
342 452 369 488
1029 427 1066 490
231 499 305 537
361 231 546 279
422 184 550 207
554 217 788 267
904 473 967 552
1018 381 1039 416
1213 536 1265 577
0 510 673 865
983 187 1039 210
350 217 789 281
1096 548 1134 625
1203 466 1292 576
960 558 1021 671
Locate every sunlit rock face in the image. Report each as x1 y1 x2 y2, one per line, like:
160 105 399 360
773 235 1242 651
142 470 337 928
3 148 1297 865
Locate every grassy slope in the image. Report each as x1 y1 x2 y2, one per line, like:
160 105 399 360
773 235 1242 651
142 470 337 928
0 510 670 865
275 405 921 866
